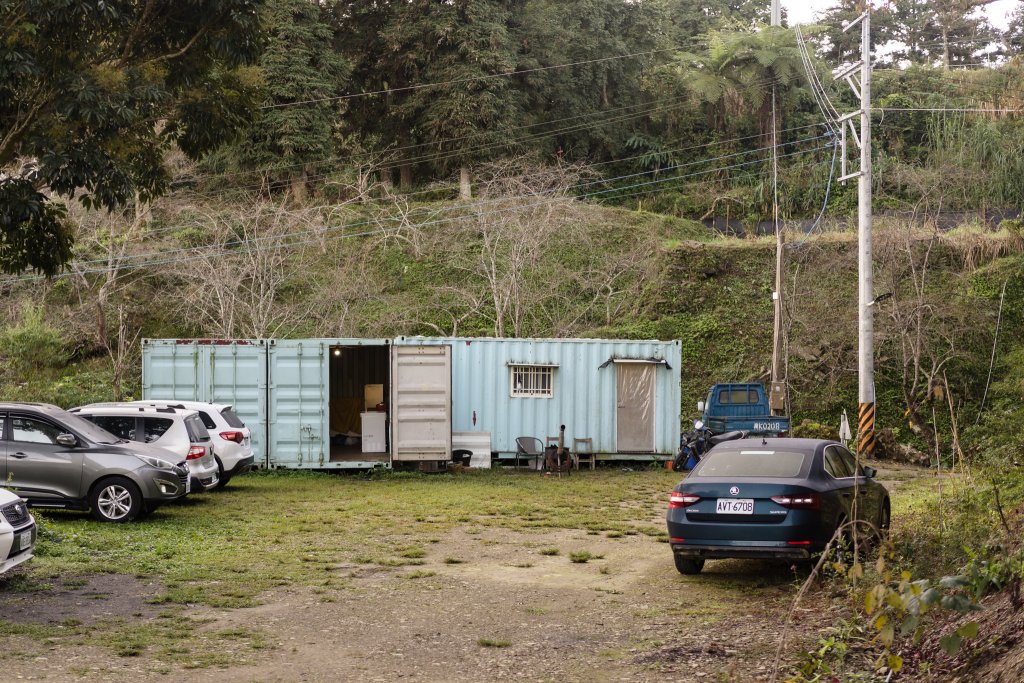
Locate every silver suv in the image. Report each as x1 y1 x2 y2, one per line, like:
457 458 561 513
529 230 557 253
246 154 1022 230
0 403 189 522
129 401 254 488
70 405 220 491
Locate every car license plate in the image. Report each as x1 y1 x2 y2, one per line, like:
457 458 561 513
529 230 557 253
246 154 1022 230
185 477 192 494
716 498 754 515
18 529 33 551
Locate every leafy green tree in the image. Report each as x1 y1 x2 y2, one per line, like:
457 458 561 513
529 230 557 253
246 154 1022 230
380 0 522 197
0 0 264 275
661 27 806 143
1004 2 1024 55
812 1 898 67
515 0 667 164
233 0 349 201
888 0 1000 68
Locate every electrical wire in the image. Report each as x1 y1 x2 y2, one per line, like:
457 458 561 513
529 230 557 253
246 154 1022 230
260 46 690 110
1 144 833 285
61 132 833 269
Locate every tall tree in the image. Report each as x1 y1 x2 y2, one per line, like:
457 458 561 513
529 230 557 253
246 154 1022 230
0 0 264 275
516 0 667 163
380 0 522 197
234 0 349 201
887 0 1000 68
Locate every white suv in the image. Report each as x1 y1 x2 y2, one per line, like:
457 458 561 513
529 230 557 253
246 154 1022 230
128 401 254 489
70 405 220 491
1 488 36 574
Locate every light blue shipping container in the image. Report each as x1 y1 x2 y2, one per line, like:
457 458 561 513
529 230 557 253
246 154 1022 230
142 336 681 469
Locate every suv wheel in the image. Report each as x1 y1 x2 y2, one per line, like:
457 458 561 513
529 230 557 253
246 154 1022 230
90 477 143 523
212 457 231 490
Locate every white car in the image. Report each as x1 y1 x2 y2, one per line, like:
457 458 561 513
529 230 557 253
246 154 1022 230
70 405 220 491
1 488 36 575
126 401 254 488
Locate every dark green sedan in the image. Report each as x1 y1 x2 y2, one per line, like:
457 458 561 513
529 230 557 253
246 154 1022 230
666 438 890 575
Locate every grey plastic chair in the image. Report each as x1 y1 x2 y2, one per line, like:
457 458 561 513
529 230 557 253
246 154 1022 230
514 436 544 470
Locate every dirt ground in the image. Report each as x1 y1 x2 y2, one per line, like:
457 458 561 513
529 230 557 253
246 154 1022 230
0 506 838 682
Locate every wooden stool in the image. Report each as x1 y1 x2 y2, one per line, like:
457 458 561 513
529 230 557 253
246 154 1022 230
573 438 595 471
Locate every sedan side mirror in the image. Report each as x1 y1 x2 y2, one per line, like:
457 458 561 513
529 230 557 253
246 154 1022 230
697 401 705 413
862 465 877 478
56 433 78 448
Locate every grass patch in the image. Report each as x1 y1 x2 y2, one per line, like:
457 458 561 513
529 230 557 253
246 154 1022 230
404 570 437 579
477 638 511 648
443 557 466 564
570 551 603 563
539 548 560 556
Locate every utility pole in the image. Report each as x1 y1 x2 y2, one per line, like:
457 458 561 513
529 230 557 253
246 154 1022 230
837 9 875 459
770 0 782 417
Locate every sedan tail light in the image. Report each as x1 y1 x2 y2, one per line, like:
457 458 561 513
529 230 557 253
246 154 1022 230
219 431 245 444
669 492 701 508
771 494 820 510
186 445 206 460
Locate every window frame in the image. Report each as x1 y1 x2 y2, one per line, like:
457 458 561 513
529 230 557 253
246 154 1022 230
509 364 556 399
823 445 855 479
9 414 67 446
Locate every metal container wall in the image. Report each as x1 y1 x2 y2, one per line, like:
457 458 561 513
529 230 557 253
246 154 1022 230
144 336 682 467
267 338 391 469
142 340 268 461
394 337 681 455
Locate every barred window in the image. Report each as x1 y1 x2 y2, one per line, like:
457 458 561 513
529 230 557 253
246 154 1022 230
510 365 555 398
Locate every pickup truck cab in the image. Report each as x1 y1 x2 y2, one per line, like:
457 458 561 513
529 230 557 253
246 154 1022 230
698 383 790 436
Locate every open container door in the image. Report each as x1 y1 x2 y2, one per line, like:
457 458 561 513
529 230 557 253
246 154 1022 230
390 345 452 462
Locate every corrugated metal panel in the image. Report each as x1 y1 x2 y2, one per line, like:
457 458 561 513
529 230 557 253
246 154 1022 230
267 338 391 469
207 343 268 463
391 345 452 461
394 337 681 455
267 340 328 468
142 340 268 463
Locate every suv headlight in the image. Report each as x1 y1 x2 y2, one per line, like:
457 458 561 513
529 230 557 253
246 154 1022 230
136 454 175 470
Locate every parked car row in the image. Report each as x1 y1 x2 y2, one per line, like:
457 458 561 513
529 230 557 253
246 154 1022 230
0 400 254 530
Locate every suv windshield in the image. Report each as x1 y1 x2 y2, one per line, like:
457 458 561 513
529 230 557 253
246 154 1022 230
692 449 809 478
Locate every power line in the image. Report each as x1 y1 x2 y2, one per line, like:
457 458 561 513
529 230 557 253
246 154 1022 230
67 132 832 269
3 144 833 285
261 46 687 110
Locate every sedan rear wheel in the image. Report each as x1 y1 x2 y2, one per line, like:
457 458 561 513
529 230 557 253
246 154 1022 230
877 500 891 539
673 555 705 575
90 477 143 523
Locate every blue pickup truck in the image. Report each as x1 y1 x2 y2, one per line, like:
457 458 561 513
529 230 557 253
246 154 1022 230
697 383 790 436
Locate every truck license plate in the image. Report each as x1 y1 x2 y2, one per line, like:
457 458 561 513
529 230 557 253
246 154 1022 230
18 529 33 551
716 498 754 515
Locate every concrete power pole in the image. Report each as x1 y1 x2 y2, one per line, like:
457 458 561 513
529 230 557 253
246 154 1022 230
768 0 786 417
838 10 875 459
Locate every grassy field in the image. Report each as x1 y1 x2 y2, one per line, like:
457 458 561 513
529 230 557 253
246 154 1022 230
2 463 971 679
24 468 681 607
1 468 684 675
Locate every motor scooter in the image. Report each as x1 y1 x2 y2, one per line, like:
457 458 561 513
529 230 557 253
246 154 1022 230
672 421 747 471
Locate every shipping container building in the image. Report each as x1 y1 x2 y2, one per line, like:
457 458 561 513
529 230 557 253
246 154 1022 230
142 337 681 470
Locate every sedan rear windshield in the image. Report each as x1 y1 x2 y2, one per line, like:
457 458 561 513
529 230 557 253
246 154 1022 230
220 407 245 428
692 449 809 478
